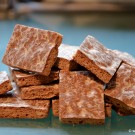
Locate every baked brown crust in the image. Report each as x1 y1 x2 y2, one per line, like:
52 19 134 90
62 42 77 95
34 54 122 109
10 67 59 87
20 84 59 99
2 24 62 76
59 71 105 125
0 97 50 119
73 36 122 83
0 71 12 94
54 44 79 70
53 99 112 118
105 63 135 115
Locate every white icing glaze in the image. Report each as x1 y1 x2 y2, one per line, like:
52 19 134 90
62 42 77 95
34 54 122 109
79 108 88 117
59 71 105 119
77 100 84 108
105 63 135 109
3 24 62 73
111 49 135 67
0 82 48 110
58 44 78 60
79 35 121 76
0 71 9 84
0 101 46 110
87 90 97 98
11 82 20 96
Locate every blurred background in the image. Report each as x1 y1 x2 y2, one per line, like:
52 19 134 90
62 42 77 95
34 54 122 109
1 0 135 15
0 1 135 135
0 0 135 71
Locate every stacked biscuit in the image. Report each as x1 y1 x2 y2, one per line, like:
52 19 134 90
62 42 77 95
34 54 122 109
0 24 62 119
0 24 135 124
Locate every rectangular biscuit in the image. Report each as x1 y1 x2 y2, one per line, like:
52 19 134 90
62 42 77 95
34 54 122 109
104 63 135 116
9 67 59 87
2 24 62 76
54 44 79 70
73 35 122 83
59 71 105 125
52 100 112 118
20 84 59 100
0 71 12 94
0 96 50 119
0 82 50 119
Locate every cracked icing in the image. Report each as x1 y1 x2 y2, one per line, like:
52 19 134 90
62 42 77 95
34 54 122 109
59 71 105 119
79 35 121 76
58 44 78 60
105 63 135 109
111 49 135 67
3 24 62 73
0 71 9 84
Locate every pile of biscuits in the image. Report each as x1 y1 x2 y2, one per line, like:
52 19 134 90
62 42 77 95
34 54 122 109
0 24 135 125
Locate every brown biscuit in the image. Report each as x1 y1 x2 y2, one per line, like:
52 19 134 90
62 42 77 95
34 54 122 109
73 35 122 83
2 24 62 76
112 106 130 116
105 103 112 117
54 44 79 70
0 71 12 94
20 84 59 100
52 99 59 117
104 63 135 116
9 67 59 87
0 96 50 119
52 99 112 118
59 71 105 125
111 50 135 67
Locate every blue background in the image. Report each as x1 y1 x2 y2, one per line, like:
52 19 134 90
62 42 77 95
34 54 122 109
0 12 135 135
